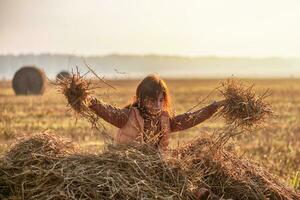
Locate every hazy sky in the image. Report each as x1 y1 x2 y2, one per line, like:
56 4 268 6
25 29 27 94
0 0 299 57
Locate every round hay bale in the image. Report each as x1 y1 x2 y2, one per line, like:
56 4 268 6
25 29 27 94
12 66 46 95
56 71 70 81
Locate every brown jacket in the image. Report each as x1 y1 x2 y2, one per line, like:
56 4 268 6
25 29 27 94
114 107 171 150
89 100 219 149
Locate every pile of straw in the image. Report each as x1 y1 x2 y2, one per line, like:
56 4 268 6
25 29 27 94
217 79 273 129
0 134 192 200
174 139 299 200
1 133 299 200
4 133 74 166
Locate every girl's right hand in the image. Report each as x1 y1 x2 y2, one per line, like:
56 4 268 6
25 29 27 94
213 99 227 107
217 99 227 107
86 95 98 107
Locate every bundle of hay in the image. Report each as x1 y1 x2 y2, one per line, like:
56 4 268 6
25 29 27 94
217 79 273 130
56 71 71 81
1 134 299 200
56 69 113 140
57 70 92 114
12 66 46 95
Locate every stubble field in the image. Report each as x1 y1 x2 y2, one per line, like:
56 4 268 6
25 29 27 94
0 78 299 190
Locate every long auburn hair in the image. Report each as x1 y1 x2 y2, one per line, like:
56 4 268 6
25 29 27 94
125 74 171 115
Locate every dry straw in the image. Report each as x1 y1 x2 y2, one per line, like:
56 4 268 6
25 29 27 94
174 138 299 200
50 71 295 199
58 69 91 113
0 134 193 200
217 78 273 130
56 67 112 141
1 133 299 200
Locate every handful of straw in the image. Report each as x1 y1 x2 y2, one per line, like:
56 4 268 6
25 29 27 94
56 68 112 140
57 69 93 116
217 79 273 130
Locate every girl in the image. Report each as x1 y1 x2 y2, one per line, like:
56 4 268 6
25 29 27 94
88 74 226 151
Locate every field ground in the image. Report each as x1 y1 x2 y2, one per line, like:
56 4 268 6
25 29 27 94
0 78 299 190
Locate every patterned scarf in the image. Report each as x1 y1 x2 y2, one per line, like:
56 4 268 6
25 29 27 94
137 106 163 146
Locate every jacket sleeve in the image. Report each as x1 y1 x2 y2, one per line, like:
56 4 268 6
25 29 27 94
88 98 130 128
170 102 219 132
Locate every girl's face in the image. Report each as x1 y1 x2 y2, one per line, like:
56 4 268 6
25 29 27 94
143 92 164 115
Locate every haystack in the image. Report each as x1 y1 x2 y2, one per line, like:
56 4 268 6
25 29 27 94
1 133 299 200
12 66 46 95
0 134 193 200
56 71 71 81
174 139 299 200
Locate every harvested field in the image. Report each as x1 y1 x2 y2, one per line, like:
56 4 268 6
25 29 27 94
0 78 300 198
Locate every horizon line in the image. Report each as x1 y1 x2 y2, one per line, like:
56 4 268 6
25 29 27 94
0 52 299 60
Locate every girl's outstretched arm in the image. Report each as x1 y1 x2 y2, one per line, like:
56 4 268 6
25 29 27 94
88 96 130 128
170 100 225 132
